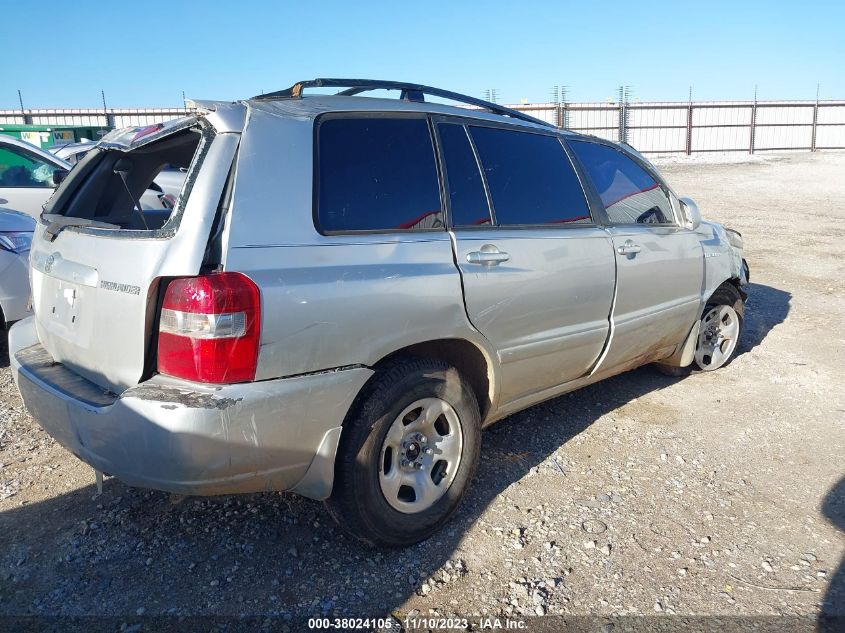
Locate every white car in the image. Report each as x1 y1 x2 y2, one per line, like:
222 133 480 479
0 208 34 328
1 135 169 219
0 135 70 219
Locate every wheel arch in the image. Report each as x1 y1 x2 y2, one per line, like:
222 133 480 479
370 338 496 423
708 279 745 318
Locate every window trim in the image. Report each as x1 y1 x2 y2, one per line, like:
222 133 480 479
311 111 447 236
431 119 496 229
0 143 60 190
564 137 679 227
439 117 598 230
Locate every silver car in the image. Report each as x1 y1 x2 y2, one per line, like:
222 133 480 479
9 79 748 546
50 141 99 165
0 208 34 328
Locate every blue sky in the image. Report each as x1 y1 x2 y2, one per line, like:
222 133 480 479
3 0 843 108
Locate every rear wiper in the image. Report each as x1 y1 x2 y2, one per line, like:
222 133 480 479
41 214 121 242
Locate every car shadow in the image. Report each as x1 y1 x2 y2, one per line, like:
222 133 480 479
735 282 791 358
0 283 792 624
0 333 9 369
1 368 676 622
821 476 845 629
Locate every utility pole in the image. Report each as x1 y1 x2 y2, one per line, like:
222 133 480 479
811 83 820 152
686 86 693 155
551 85 569 129
17 90 31 124
618 85 631 144
102 89 115 128
749 84 758 155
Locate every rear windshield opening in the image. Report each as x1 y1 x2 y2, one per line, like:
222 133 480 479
57 128 202 231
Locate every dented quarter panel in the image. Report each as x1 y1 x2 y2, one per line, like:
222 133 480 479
10 319 373 497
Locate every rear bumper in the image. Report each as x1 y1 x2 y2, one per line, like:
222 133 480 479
9 317 372 499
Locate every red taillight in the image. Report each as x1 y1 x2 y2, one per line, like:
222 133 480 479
157 272 261 384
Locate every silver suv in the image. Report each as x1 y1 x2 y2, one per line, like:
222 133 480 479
9 79 749 547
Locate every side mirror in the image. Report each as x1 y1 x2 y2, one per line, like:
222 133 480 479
52 168 70 187
679 197 702 230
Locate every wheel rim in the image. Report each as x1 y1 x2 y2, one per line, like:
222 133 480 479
378 397 464 514
694 304 740 371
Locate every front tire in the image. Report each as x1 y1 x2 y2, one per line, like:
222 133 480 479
654 283 744 375
325 357 481 547
694 284 744 371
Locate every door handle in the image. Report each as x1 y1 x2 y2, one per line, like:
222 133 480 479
467 247 510 266
0 198 7 205
616 240 642 256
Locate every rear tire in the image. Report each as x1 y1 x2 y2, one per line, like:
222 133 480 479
325 357 481 547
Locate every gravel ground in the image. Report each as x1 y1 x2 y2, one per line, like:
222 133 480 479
1 152 843 629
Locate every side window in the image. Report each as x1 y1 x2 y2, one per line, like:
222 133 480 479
568 140 675 225
468 126 591 226
316 117 443 232
436 123 492 226
0 146 57 188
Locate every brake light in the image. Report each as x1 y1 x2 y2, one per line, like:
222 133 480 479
157 272 261 383
132 123 164 143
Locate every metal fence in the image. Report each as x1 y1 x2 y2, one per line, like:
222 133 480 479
2 99 844 154
0 108 190 129
510 99 845 154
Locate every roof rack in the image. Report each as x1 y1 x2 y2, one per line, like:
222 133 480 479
252 78 554 128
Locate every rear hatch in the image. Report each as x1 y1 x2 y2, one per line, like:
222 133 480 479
28 113 242 393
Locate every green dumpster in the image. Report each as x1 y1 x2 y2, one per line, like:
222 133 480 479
0 124 111 150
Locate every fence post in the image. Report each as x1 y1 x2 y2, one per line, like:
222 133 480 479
749 101 757 154
686 103 693 155
811 101 819 152
555 103 563 129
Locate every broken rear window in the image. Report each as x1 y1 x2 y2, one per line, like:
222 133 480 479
47 124 206 234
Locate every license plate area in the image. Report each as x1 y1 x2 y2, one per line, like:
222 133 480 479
32 271 95 348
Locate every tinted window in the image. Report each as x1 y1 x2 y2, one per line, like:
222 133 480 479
568 140 674 225
317 117 443 232
468 127 590 226
0 146 57 188
437 123 491 226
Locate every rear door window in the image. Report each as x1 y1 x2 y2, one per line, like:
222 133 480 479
568 140 675 225
468 126 591 226
436 123 492 226
317 117 443 232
